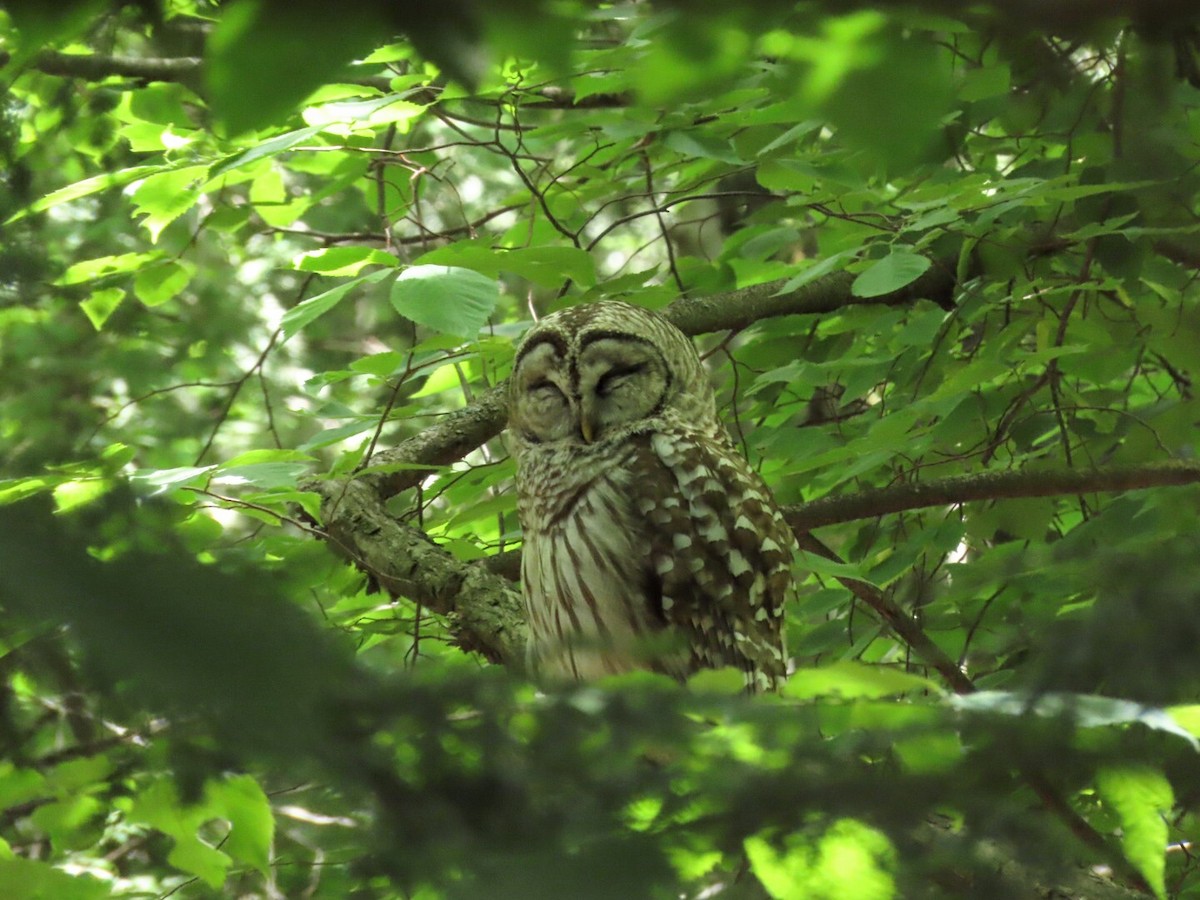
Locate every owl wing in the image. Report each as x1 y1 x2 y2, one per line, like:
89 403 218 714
630 428 794 690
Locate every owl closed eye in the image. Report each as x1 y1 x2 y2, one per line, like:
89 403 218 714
507 300 794 691
511 334 670 445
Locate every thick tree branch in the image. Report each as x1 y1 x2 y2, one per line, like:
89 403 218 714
662 264 955 335
21 50 205 92
311 477 526 665
368 384 509 498
786 460 1200 531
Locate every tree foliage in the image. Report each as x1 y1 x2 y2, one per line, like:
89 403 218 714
4 1 1200 897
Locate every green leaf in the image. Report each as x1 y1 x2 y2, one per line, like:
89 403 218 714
206 775 274 875
297 418 378 451
1096 766 1171 899
777 248 859 294
1167 704 1200 738
168 838 231 890
212 459 311 490
0 764 47 810
959 64 1010 101
130 466 216 495
79 288 125 330
820 32 955 171
349 351 405 377
30 795 104 852
222 449 314 467
688 666 749 695
130 165 208 241
130 779 231 889
56 252 162 285
746 820 896 900
800 552 878 585
302 95 425 131
0 858 111 900
500 247 597 287
783 661 943 700
389 266 500 338
851 251 932 298
133 260 193 307
280 270 392 340
415 243 598 288
208 125 323 179
52 479 110 513
295 246 399 276
6 165 162 224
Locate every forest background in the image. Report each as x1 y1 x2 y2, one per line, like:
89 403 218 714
3 0 1200 897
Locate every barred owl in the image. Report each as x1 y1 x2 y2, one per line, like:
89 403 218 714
507 301 794 691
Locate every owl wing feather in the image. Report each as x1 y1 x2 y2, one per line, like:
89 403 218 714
630 427 793 691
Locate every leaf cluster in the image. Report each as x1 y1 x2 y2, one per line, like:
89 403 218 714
3 1 1200 897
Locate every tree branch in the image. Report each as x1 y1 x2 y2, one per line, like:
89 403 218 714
310 477 526 665
786 460 1200 531
368 383 509 499
20 50 205 92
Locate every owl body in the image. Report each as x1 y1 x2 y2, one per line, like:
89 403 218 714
507 301 793 690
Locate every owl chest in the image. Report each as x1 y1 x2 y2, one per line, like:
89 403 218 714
518 460 664 678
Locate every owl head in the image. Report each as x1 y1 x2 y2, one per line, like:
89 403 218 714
507 301 718 447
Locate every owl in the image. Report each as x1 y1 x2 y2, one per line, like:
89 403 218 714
506 300 794 691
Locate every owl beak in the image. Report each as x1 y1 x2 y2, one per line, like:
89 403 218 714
579 397 597 443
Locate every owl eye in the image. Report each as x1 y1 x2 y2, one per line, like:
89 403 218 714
528 380 565 401
595 363 644 397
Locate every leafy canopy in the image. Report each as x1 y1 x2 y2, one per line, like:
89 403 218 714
3 1 1200 897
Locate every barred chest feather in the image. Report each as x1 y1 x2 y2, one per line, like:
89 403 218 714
515 440 673 681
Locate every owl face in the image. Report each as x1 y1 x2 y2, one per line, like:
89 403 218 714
508 301 715 447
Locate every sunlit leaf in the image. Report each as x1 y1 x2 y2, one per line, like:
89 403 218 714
390 265 500 337
133 260 193 307
79 287 125 330
56 252 161 285
1096 766 1171 899
206 775 275 875
784 661 943 700
130 165 208 241
6 166 162 224
0 859 111 900
746 820 896 900
295 246 399 276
